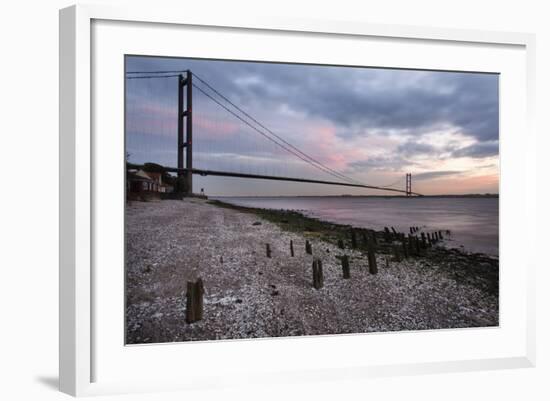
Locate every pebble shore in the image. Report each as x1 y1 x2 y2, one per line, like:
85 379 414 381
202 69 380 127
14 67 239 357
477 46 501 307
126 199 498 344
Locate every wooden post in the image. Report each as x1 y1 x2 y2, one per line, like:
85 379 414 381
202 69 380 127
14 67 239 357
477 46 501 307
408 234 415 256
362 230 368 247
341 255 350 279
185 278 204 324
350 229 357 249
290 240 294 257
337 239 344 249
367 243 378 274
393 245 402 262
305 240 312 255
421 232 427 248
401 237 409 259
266 243 271 258
415 236 421 255
384 227 391 242
438 231 443 240
312 259 324 289
371 230 378 245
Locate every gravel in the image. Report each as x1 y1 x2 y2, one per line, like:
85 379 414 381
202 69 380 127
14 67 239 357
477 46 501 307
125 199 498 344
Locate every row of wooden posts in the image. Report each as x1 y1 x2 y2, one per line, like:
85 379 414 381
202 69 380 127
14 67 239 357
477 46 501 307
185 225 449 323
267 234 379 286
390 227 450 263
186 231 379 322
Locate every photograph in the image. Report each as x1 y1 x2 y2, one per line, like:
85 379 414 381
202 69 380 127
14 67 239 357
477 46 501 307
124 55 499 345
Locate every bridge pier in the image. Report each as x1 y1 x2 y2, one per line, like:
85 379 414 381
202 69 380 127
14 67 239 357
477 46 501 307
406 173 412 197
177 71 193 196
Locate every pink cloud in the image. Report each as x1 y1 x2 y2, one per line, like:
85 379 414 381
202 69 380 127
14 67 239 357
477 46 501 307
300 123 362 171
194 117 240 139
136 102 177 118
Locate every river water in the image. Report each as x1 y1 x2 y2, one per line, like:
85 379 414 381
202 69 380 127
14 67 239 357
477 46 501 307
214 196 499 257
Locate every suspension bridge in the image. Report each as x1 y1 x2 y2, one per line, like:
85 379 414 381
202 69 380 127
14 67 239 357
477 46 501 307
125 69 422 197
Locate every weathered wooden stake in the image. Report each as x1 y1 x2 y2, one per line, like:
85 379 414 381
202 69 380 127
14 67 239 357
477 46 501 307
337 239 344 249
350 229 357 249
367 243 378 274
290 240 294 257
185 278 204 324
384 227 392 242
421 232 427 248
341 255 350 279
312 259 324 289
438 231 443 240
266 243 271 258
401 237 409 259
371 230 378 245
305 240 312 255
362 231 368 247
408 234 415 256
393 245 402 262
391 227 398 236
415 236 421 255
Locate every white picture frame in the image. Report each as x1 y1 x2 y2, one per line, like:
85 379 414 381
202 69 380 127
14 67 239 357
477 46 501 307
59 4 536 397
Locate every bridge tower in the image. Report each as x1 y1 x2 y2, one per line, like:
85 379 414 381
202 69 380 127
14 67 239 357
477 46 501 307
177 70 193 195
406 173 412 197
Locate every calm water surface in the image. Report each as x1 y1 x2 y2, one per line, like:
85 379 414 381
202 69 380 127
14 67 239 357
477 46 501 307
215 196 499 257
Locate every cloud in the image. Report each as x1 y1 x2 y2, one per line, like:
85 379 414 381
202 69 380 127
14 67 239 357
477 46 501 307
348 155 413 172
127 57 498 142
452 141 499 158
413 170 462 181
396 141 438 157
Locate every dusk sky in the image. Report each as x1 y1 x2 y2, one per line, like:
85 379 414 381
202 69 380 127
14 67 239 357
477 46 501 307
126 56 499 196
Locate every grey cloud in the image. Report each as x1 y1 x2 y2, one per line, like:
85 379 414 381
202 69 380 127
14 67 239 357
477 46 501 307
396 141 438 157
208 64 499 144
127 57 499 145
413 171 461 181
348 155 412 173
452 141 499 158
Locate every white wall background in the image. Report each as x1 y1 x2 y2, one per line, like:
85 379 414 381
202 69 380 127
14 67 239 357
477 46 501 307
0 0 547 400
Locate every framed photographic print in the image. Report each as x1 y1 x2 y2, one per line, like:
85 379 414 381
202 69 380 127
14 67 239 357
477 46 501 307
59 4 536 397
